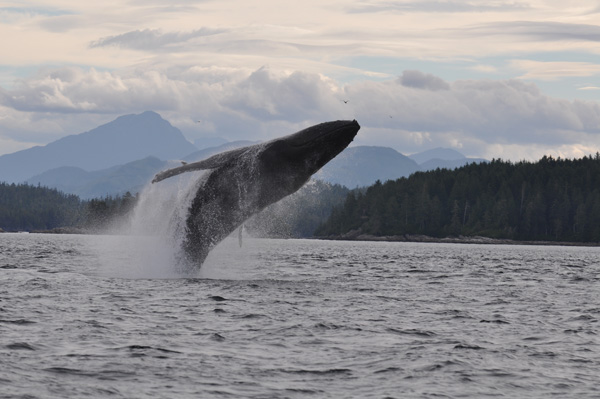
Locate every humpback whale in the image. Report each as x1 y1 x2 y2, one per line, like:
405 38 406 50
152 120 360 268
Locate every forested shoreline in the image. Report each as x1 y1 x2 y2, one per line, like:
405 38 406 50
0 182 137 232
0 181 346 237
2 154 600 244
316 154 600 243
0 183 83 231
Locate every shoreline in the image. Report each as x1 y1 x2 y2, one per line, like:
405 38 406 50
3 227 600 248
317 233 600 247
0 227 95 235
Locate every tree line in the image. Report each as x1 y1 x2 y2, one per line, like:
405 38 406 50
0 182 137 232
316 154 600 243
4 153 600 242
0 180 345 236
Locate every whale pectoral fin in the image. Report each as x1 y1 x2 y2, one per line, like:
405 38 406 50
152 147 248 183
152 164 201 183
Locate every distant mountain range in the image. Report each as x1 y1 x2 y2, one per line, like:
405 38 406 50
408 147 466 164
183 140 258 163
408 148 487 172
3 111 487 198
24 140 260 199
0 111 196 183
315 146 420 188
26 157 168 199
315 146 486 188
193 136 229 151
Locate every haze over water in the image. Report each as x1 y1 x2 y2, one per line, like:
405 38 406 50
1 232 598 398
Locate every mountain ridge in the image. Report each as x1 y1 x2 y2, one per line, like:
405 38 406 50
5 112 488 196
408 147 466 164
0 111 197 183
315 146 420 188
26 156 167 199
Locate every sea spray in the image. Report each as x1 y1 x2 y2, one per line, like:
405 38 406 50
103 171 209 278
95 168 256 279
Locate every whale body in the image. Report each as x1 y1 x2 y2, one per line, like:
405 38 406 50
152 120 360 268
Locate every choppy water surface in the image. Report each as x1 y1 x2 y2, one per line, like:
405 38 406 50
1 233 599 398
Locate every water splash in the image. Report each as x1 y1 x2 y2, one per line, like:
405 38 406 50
100 171 208 278
96 149 270 279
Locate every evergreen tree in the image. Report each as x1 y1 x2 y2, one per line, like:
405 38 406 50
316 155 600 243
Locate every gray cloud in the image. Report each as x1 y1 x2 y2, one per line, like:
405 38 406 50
348 1 530 14
0 6 74 17
2 66 600 159
398 70 450 91
89 28 360 60
463 21 600 42
0 67 188 114
38 15 84 33
90 28 226 50
222 67 342 123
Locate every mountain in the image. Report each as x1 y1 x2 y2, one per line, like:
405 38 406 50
7 110 486 196
408 147 466 164
408 147 487 172
314 146 420 188
183 140 258 163
0 111 197 183
25 141 258 199
27 156 167 199
419 157 488 171
193 136 229 150
25 166 116 195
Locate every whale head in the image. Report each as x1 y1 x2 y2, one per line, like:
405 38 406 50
256 120 360 198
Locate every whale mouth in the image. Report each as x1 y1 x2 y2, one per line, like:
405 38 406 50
286 120 360 148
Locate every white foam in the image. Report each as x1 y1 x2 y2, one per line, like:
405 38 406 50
100 172 208 279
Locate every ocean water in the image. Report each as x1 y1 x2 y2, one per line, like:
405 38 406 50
1 233 599 398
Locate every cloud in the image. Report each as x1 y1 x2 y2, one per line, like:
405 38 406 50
0 134 40 155
0 6 74 18
510 60 600 80
464 21 600 42
2 66 600 160
0 67 187 113
88 26 364 63
344 76 600 152
220 67 345 124
90 28 226 50
398 70 450 91
348 1 530 14
0 104 82 145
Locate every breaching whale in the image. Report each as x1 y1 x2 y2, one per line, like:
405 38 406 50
152 120 360 268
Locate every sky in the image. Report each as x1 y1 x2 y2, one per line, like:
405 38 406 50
1 1 600 161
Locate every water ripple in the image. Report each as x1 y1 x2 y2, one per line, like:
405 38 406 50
1 235 599 398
